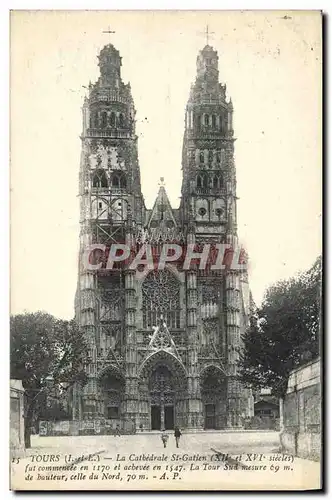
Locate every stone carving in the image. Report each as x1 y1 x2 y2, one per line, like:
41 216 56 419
201 283 220 303
149 366 174 400
147 316 180 359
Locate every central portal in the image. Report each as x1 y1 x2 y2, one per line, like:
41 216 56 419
149 365 175 430
164 406 174 429
151 406 161 430
151 405 174 430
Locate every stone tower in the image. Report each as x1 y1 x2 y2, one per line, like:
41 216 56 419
73 42 253 432
74 44 145 424
180 44 252 428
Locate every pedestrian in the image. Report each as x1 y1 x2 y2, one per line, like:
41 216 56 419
174 426 182 448
161 429 169 448
114 424 121 437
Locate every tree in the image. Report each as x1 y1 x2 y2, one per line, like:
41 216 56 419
10 312 88 448
238 256 322 397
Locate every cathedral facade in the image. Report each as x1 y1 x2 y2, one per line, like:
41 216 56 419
73 42 253 431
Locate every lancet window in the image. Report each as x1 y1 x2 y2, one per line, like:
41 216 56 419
197 173 208 189
111 171 127 189
110 112 116 127
92 169 108 188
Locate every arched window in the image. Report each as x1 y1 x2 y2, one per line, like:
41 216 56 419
199 151 205 164
110 112 116 127
91 111 98 128
212 174 223 189
204 114 209 126
142 269 180 329
111 172 126 189
212 115 216 128
92 169 108 188
216 150 221 163
220 115 224 133
101 111 108 128
202 174 208 188
208 151 213 164
112 175 119 188
120 175 126 188
119 113 124 128
197 173 208 189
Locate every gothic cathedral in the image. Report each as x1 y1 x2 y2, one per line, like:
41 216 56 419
74 42 253 431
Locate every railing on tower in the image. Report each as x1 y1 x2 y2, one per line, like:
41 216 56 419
86 128 131 139
89 89 129 105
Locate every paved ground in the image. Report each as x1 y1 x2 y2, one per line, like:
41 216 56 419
11 431 321 491
29 429 281 453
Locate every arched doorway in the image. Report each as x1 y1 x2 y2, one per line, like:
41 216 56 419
201 366 227 430
139 351 187 431
98 367 125 421
149 365 175 430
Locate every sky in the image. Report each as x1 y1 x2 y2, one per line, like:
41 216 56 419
10 10 322 319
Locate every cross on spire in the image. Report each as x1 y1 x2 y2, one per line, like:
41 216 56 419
204 24 215 45
102 26 116 38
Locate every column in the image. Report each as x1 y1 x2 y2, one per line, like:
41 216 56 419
160 393 165 430
186 261 203 430
123 216 139 427
225 270 243 428
138 382 149 431
123 268 138 427
79 219 98 420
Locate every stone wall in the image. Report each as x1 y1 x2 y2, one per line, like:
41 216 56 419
39 418 136 436
280 359 321 460
10 380 25 450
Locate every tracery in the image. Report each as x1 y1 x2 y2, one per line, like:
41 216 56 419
142 270 181 329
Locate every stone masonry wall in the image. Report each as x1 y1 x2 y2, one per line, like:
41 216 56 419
280 358 321 461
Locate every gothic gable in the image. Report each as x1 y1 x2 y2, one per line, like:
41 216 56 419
146 183 177 231
148 316 179 356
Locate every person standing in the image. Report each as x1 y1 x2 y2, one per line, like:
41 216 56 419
161 429 169 448
174 426 182 448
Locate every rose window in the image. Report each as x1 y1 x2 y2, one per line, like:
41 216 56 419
142 270 180 329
